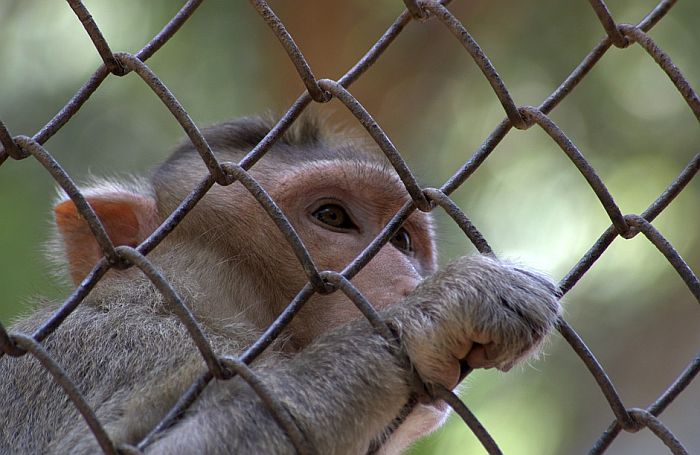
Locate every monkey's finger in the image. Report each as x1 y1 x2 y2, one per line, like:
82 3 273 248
421 339 474 390
497 360 514 372
463 343 500 370
483 341 502 362
469 331 493 345
449 338 475 360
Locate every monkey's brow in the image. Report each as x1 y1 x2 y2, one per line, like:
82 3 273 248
277 159 412 207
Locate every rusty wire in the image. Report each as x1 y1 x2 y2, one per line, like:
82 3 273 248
0 0 698 454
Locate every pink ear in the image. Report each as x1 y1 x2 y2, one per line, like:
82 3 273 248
54 192 159 284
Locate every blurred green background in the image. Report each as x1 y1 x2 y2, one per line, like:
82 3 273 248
0 1 698 453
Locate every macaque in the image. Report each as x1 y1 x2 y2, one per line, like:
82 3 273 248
0 116 561 454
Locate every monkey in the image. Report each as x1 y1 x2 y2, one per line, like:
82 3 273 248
0 116 561 454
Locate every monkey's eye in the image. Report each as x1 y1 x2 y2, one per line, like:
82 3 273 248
312 204 357 231
390 228 412 254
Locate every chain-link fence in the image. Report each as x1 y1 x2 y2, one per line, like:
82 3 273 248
0 0 698 454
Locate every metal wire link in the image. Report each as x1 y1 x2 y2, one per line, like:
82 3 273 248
0 0 698 454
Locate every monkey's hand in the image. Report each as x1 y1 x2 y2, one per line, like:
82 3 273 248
389 255 561 391
143 255 560 455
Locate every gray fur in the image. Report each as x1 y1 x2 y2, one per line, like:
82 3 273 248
0 255 560 454
0 117 561 454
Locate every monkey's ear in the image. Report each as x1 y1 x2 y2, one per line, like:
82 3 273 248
54 192 159 285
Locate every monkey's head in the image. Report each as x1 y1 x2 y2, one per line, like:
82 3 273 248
53 116 437 349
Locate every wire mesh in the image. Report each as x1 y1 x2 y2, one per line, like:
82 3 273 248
0 0 698 454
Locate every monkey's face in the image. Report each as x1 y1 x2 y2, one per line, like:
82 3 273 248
150 153 437 349
265 159 437 348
